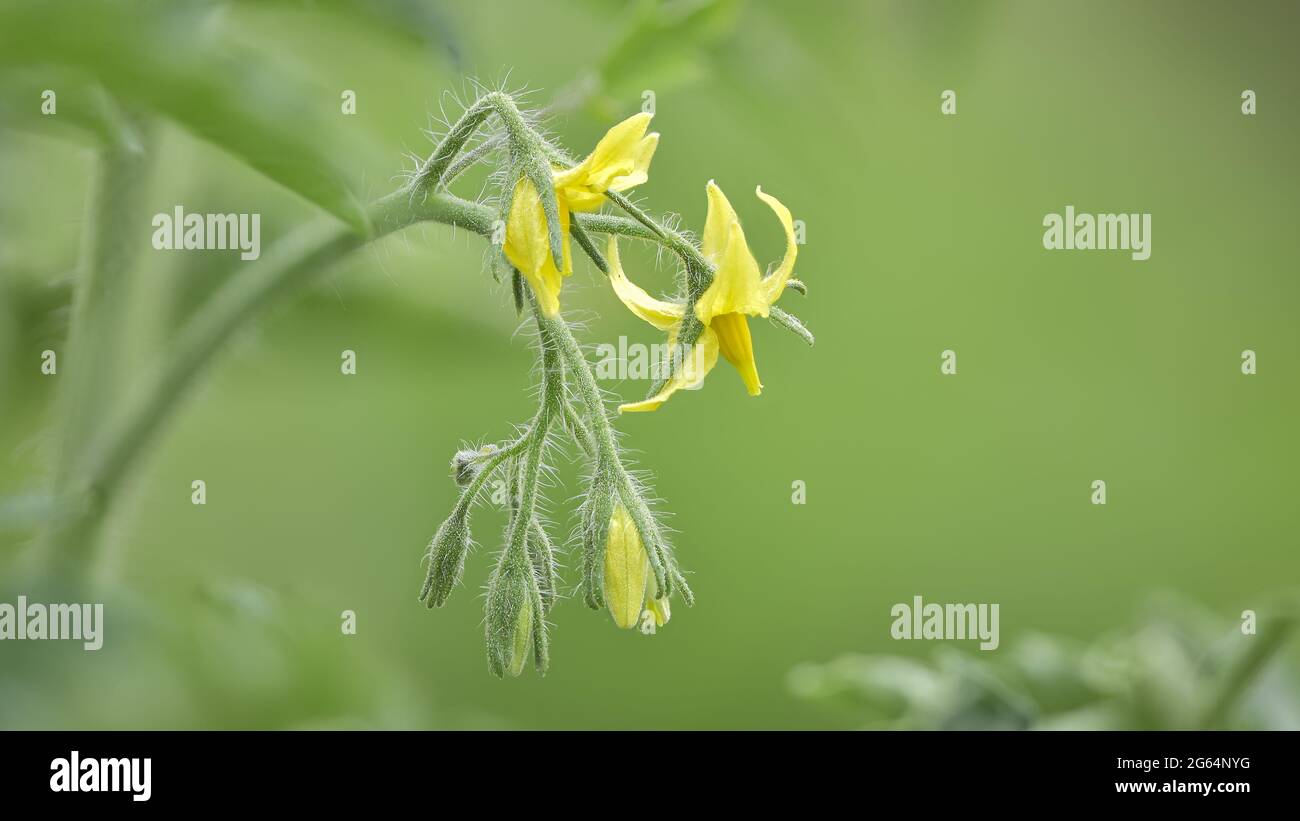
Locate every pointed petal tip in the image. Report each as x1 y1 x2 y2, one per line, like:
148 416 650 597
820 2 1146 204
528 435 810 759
617 400 662 414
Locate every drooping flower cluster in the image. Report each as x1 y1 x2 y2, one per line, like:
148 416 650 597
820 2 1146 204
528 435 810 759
418 95 811 676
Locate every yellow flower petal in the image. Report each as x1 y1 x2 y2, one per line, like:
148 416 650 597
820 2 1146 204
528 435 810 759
613 131 659 193
556 113 658 211
695 182 769 324
711 312 762 395
695 226 766 324
503 177 572 317
701 179 740 266
602 504 648 629
619 327 720 412
583 112 655 189
756 186 798 304
606 236 684 332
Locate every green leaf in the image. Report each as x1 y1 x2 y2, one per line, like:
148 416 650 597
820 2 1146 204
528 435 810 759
594 0 742 106
0 1 372 232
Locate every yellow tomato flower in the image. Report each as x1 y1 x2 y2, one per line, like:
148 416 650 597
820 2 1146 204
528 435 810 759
504 113 659 316
610 180 798 412
602 503 653 630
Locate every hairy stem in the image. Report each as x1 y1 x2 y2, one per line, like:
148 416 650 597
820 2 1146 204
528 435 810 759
410 98 494 194
536 313 676 598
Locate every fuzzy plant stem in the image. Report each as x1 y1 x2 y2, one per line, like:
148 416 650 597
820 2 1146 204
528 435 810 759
536 313 691 603
43 115 154 583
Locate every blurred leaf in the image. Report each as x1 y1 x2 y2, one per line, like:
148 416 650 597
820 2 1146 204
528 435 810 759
788 655 945 721
1008 633 1102 714
0 1 372 231
240 0 462 66
793 596 1300 730
578 0 742 118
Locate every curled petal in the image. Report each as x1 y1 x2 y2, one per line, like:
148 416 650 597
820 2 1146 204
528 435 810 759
619 327 720 413
610 131 659 192
606 236 684 331
756 186 798 305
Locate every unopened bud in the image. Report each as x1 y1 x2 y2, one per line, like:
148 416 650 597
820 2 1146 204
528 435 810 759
421 514 471 607
602 504 649 629
485 561 533 678
451 443 498 487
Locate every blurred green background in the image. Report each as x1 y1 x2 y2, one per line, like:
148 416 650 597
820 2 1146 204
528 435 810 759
1 0 1298 729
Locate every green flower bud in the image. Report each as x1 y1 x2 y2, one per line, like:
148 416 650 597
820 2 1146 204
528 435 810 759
451 443 498 487
420 513 471 608
485 559 533 678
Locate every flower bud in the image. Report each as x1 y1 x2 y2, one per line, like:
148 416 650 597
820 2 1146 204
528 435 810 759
485 561 533 678
602 504 649 629
420 514 471 608
451 444 498 487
